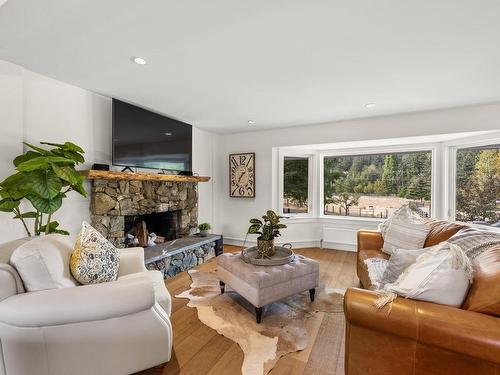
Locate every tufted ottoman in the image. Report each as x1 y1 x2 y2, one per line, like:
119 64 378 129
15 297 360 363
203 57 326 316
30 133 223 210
216 252 320 323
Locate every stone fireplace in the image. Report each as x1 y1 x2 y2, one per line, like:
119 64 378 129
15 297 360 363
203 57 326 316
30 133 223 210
90 179 198 247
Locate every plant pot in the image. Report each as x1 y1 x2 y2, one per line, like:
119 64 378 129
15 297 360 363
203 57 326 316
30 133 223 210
257 237 275 258
199 230 209 237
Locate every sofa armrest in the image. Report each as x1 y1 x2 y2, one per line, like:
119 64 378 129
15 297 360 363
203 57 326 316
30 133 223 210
344 288 500 364
0 276 155 327
357 230 384 252
118 246 148 276
0 264 24 302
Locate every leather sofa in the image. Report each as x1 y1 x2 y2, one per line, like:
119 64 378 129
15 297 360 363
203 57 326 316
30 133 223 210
344 220 500 374
0 236 173 375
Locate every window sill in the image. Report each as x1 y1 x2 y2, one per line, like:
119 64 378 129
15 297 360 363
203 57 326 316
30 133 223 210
282 215 384 224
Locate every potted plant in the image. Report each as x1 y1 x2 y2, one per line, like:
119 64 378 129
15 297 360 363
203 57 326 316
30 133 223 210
198 222 211 237
0 141 86 236
247 210 287 258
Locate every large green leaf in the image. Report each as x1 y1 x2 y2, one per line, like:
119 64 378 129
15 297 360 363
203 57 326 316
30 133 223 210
13 151 42 167
0 198 20 212
0 172 31 199
27 193 62 214
71 180 87 197
249 218 263 225
30 170 62 199
39 221 68 235
51 149 85 164
51 164 81 185
23 142 53 155
41 141 84 154
16 156 74 172
13 211 38 219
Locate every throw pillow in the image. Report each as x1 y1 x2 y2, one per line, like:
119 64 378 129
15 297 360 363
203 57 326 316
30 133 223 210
380 244 442 287
363 258 388 290
447 227 500 259
375 243 473 309
10 235 78 292
382 207 430 255
377 206 407 238
70 222 120 284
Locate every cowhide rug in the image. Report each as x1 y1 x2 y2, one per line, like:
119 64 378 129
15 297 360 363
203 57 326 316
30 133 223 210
176 269 345 375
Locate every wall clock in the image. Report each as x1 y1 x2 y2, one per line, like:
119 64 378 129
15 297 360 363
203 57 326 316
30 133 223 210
229 152 255 198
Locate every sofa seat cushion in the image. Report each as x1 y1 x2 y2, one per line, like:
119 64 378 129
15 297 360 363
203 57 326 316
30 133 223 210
10 235 77 292
424 219 467 247
119 270 172 316
462 243 500 316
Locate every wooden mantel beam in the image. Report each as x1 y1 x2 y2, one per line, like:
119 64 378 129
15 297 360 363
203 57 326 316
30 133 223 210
80 170 211 183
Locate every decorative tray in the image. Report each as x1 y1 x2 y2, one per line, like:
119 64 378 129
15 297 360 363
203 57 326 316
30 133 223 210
241 245 295 266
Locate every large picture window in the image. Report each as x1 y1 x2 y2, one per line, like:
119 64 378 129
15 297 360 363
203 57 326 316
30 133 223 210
455 144 500 226
283 156 310 214
323 151 432 218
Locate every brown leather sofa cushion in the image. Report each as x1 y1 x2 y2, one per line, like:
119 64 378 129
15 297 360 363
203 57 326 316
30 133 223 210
462 244 500 317
423 219 467 247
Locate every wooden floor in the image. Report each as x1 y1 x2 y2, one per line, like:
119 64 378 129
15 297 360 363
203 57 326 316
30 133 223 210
141 246 358 375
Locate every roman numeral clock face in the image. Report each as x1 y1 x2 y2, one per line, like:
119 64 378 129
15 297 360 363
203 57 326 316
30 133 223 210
230 153 255 198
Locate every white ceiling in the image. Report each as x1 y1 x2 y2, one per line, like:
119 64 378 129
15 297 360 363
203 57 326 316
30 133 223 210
1 1 500 134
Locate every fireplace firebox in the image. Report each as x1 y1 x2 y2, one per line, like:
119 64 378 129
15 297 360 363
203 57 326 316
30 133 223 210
124 210 182 243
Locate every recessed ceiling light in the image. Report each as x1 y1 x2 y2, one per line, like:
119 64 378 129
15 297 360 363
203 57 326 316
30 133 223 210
132 56 147 65
164 132 173 136
248 120 255 125
365 103 376 109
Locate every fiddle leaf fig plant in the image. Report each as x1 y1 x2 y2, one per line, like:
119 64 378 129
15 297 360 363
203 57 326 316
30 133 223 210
247 210 287 240
0 141 87 236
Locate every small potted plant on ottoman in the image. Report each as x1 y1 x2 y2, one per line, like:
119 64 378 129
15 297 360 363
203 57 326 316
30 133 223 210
198 223 211 237
247 210 287 258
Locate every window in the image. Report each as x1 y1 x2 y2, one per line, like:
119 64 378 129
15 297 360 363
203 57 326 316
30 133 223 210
283 156 310 214
323 151 432 218
455 144 500 226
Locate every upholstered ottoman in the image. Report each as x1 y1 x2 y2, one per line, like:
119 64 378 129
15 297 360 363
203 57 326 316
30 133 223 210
216 252 320 323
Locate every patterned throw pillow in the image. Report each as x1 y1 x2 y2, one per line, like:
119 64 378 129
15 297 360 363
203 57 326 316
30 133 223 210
70 222 120 284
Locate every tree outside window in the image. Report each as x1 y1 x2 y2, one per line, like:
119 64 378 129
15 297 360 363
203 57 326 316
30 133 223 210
456 145 500 226
283 156 309 214
323 151 432 218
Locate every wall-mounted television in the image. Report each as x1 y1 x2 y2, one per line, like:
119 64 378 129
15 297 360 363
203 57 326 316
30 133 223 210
112 99 192 172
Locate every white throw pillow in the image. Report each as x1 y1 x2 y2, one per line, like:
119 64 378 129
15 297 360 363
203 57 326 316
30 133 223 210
363 258 388 290
378 206 407 238
380 246 434 287
375 243 473 309
10 235 78 292
70 222 120 284
382 206 430 255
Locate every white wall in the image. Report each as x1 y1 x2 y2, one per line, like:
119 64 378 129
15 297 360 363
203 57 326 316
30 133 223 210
0 60 217 243
216 103 500 250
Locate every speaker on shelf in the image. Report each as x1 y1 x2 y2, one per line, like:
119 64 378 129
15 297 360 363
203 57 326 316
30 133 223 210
92 163 109 171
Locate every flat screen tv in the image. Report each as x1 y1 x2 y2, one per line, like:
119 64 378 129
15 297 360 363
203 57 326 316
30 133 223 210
112 99 192 172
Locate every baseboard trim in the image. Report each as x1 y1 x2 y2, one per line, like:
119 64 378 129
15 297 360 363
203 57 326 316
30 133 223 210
223 237 356 252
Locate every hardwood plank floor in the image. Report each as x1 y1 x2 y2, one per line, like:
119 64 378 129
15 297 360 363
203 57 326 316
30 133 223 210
140 246 358 375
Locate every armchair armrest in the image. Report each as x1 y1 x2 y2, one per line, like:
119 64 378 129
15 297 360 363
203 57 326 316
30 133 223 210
0 276 155 327
357 230 383 252
344 288 500 364
0 264 24 302
118 246 148 276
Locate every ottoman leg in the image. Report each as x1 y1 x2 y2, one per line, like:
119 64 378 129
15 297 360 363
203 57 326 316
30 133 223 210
255 307 263 324
309 288 316 302
220 281 225 294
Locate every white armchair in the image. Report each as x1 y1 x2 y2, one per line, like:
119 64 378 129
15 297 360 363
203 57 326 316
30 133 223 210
0 237 172 375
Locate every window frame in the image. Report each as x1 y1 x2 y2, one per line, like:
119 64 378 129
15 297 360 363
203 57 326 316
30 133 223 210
278 150 317 218
445 135 500 224
277 143 439 222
